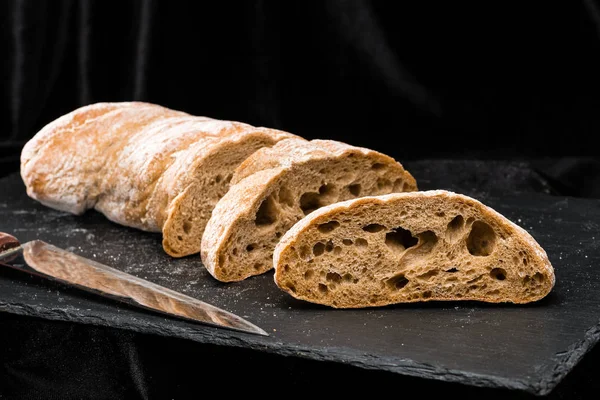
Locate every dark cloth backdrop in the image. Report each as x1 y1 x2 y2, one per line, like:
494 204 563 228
2 2 600 399
2 1 600 196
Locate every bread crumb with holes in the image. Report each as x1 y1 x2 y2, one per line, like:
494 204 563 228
273 190 555 308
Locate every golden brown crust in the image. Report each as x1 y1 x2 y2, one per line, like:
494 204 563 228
20 102 297 258
232 138 417 189
20 102 186 216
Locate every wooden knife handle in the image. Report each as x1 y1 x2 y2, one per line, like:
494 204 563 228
0 232 21 254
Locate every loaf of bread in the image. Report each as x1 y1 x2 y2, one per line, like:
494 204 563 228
201 138 417 282
20 102 297 257
273 190 555 307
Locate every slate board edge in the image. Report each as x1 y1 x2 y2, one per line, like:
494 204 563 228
535 321 600 395
2 301 572 395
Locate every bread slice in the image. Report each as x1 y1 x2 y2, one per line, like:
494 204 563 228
201 138 417 282
273 190 555 307
159 129 297 257
20 102 297 258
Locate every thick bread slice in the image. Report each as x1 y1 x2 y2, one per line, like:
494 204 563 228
273 190 555 308
160 129 297 257
21 102 297 258
201 138 417 282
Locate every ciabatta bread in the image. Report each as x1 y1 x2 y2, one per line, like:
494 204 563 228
273 190 555 308
201 138 417 282
20 102 297 257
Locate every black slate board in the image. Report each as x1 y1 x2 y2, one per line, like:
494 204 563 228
1 173 599 396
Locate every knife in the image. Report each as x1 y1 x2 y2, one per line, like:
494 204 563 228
0 232 267 336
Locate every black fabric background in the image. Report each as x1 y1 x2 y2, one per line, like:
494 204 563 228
2 1 600 194
1 1 600 398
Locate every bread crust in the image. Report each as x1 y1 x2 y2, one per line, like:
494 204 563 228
273 190 555 307
20 102 296 257
232 138 417 188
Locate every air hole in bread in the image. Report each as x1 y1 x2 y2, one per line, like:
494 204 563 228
393 179 404 192
326 272 342 283
467 221 496 256
372 163 386 171
318 221 340 233
319 183 335 196
253 263 263 271
246 244 256 252
304 269 314 279
286 283 297 293
362 223 386 233
342 239 353 246
232 248 238 256
300 192 321 215
343 273 353 282
278 186 295 207
333 246 342 255
377 178 392 191
385 227 417 253
348 183 361 196
415 231 438 252
275 232 282 238
446 267 459 273
298 245 310 260
313 242 325 256
436 211 445 217
417 270 438 280
215 175 222 183
533 272 545 282
256 195 278 226
318 283 328 293
423 291 432 299
523 258 528 266
446 215 465 242
386 274 409 290
325 240 334 252
183 219 192 234
283 264 290 272
355 238 368 247
490 268 507 281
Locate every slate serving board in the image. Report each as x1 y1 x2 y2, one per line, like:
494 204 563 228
1 173 599 396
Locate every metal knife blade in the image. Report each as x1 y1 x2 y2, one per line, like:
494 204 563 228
0 232 267 336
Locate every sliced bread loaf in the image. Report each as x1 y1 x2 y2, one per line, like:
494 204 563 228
21 102 297 258
273 190 555 308
201 138 417 282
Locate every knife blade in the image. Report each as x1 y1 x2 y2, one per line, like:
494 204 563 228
0 232 267 336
